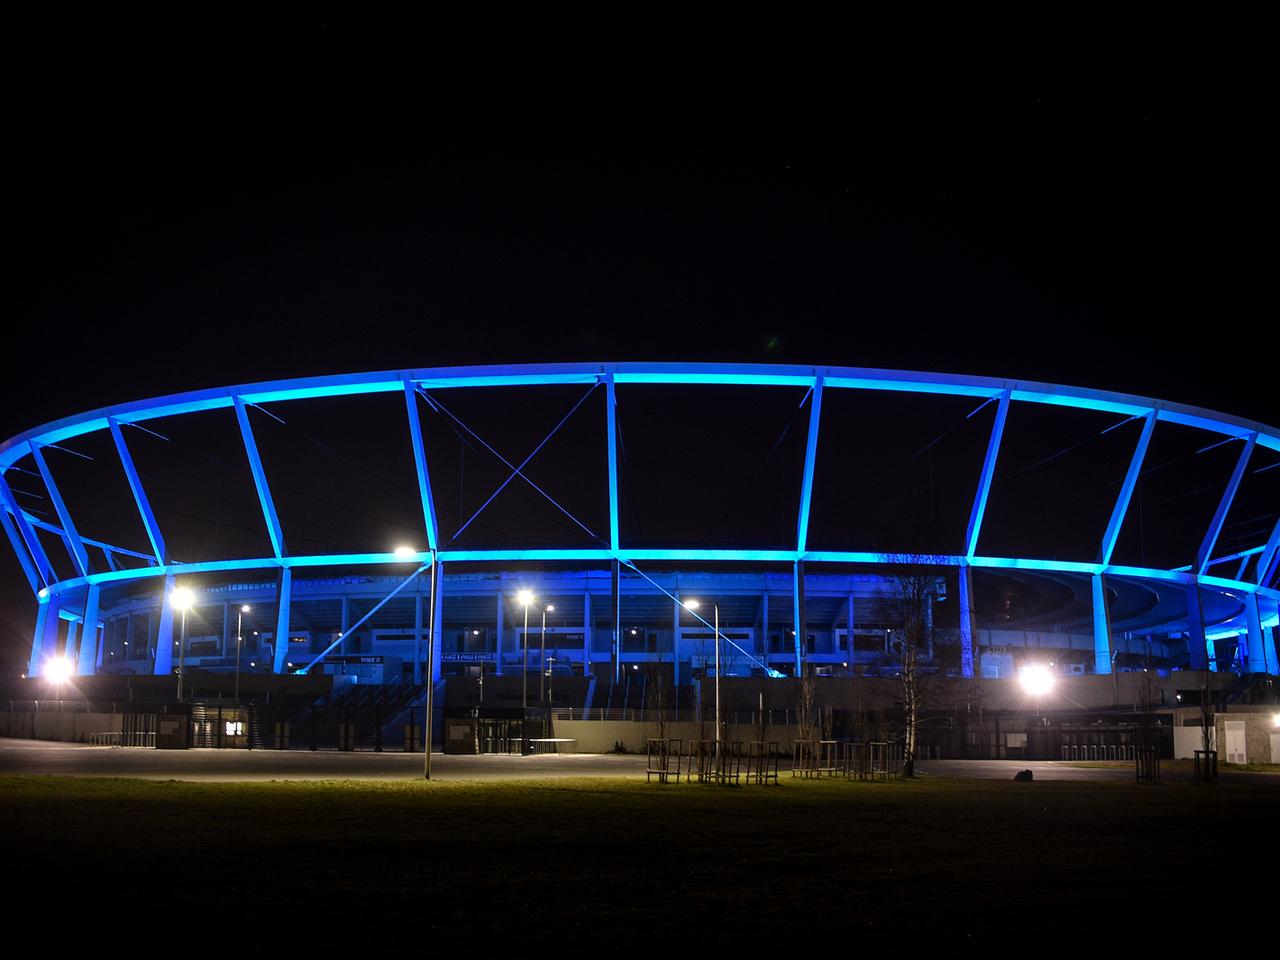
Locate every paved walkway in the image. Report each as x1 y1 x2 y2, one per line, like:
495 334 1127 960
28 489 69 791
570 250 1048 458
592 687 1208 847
6 737 1266 784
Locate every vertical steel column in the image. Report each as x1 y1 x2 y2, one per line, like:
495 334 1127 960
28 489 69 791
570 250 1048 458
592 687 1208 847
340 595 350 654
273 568 292 674
1185 581 1210 672
233 396 286 559
495 586 505 676
403 380 440 551
220 600 231 657
672 595 682 687
582 590 591 676
430 559 444 684
78 583 100 677
1196 433 1257 575
965 389 1012 559
1243 593 1268 673
64 619 80 667
108 418 168 564
760 589 769 663
1091 573 1112 675
1099 412 1156 566
413 588 424 684
0 470 53 588
845 591 854 658
29 443 90 578
27 599 50 676
796 376 824 555
1262 624 1280 677
958 561 977 678
606 373 619 554
424 552 440 779
153 575 176 676
611 559 621 684
792 560 805 675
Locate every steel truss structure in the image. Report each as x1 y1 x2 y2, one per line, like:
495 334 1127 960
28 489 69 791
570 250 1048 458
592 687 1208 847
3 363 1278 681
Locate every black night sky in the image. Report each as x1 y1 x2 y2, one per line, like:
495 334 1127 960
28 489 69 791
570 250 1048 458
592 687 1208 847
3 31 1275 662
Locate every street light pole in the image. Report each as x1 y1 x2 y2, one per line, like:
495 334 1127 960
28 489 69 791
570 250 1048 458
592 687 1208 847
177 606 188 702
682 598 722 758
424 549 438 780
714 602 721 758
518 589 534 754
171 586 195 703
540 604 554 703
234 604 249 703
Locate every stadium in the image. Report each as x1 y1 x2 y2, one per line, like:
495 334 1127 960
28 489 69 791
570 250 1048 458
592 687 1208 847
2 363 1278 760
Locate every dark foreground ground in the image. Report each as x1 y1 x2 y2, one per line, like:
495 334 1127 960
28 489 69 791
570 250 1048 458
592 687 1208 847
2 771 1274 950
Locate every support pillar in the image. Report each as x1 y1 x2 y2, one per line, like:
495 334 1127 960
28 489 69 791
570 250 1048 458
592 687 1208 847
78 584 100 677
958 562 976 678
672 595 682 687
845 591 854 659
582 590 591 676
273 568 292 674
792 560 805 676
496 587 505 676
1243 593 1275 674
28 599 50 676
153 575 176 677
413 589 424 684
340 595 350 654
65 620 80 667
611 559 621 684
1092 573 1112 675
221 601 231 657
430 560 444 684
1262 624 1280 677
760 590 769 663
1185 583 1210 672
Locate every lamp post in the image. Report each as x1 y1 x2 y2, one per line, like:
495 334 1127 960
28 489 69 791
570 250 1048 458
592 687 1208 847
518 589 535 753
684 599 721 757
546 656 556 705
234 604 250 703
171 586 195 702
540 604 554 703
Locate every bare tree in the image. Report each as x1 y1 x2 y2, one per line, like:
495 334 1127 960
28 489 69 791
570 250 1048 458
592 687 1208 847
643 653 671 743
797 665 817 743
876 554 942 778
1198 668 1215 757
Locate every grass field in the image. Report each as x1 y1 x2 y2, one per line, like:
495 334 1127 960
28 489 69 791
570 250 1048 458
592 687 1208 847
2 773 1272 949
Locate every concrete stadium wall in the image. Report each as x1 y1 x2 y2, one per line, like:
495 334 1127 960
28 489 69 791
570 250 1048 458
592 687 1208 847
552 719 804 754
0 712 123 743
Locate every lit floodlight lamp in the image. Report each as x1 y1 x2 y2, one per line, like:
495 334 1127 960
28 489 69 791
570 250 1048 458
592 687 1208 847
683 599 700 610
45 655 73 684
546 604 554 613
241 604 251 612
394 545 417 560
171 586 195 611
1019 664 1055 697
517 589 535 606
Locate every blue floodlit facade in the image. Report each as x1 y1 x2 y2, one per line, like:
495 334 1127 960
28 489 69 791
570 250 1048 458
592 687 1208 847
2 362 1277 684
